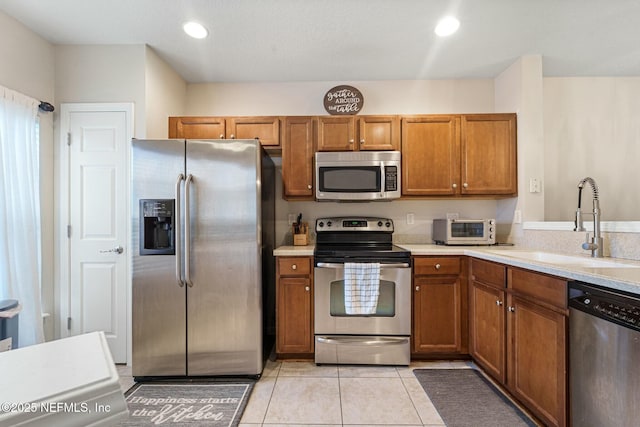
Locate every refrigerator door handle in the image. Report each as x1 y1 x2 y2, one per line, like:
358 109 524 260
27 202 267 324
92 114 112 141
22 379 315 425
184 174 194 287
175 174 185 287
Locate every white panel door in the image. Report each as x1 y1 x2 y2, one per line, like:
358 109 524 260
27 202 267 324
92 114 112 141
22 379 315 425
66 108 130 363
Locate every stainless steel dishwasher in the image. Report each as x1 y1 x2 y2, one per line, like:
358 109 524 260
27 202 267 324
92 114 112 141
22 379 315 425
569 281 640 427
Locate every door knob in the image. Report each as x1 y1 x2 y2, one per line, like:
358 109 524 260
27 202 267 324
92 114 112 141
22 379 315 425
100 246 123 254
508 306 515 312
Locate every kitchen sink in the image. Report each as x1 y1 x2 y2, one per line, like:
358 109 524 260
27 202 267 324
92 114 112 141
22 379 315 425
485 250 640 269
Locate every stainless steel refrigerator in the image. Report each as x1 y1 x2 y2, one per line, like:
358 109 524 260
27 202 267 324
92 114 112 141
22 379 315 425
131 139 275 378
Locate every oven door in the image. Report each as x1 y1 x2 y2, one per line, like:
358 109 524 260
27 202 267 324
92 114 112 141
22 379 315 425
314 262 411 336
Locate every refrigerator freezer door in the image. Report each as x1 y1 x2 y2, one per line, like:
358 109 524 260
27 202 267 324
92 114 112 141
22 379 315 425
132 139 187 377
186 140 263 376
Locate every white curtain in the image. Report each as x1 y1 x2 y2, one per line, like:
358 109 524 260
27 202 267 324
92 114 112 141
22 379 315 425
0 86 44 347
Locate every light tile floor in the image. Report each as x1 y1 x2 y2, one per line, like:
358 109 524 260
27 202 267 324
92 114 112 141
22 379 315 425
239 360 473 427
116 360 537 427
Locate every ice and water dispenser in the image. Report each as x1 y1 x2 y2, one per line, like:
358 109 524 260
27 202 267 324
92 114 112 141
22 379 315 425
139 199 175 255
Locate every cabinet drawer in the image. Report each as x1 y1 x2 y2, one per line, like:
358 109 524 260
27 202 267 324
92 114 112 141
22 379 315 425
278 257 311 276
508 268 567 309
470 258 506 289
414 257 461 275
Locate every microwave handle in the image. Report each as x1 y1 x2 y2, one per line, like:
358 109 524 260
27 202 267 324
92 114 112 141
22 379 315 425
316 262 410 269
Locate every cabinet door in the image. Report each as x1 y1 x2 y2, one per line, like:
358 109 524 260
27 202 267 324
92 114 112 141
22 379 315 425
469 282 506 383
413 276 462 353
282 117 315 199
507 295 567 427
168 116 226 139
401 115 460 196
358 115 400 151
317 116 356 151
227 116 280 147
277 277 313 354
461 114 517 195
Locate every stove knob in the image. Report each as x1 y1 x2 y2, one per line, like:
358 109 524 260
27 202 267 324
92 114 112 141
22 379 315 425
385 221 391 228
327 221 332 227
318 221 324 228
377 221 383 227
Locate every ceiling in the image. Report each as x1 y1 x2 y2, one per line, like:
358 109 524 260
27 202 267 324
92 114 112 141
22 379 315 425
1 0 639 84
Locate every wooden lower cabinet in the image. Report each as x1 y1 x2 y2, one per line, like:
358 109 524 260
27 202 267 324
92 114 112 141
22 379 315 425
506 275 567 427
276 257 314 357
469 280 506 382
412 256 467 356
469 258 568 427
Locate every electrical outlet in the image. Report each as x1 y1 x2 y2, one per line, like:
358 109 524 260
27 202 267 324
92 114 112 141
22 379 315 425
529 178 541 193
514 210 522 224
407 213 415 225
446 213 459 220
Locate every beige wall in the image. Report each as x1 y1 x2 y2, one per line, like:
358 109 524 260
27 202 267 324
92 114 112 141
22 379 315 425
186 80 494 116
144 46 187 138
55 45 147 138
494 55 545 243
0 11 56 341
544 77 640 221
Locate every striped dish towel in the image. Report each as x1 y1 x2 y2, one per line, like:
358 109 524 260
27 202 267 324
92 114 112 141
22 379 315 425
344 262 380 315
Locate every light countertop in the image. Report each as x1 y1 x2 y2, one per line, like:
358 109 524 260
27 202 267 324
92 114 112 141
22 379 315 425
274 244 640 295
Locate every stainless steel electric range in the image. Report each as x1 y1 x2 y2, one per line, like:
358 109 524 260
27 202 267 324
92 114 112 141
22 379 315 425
313 217 411 365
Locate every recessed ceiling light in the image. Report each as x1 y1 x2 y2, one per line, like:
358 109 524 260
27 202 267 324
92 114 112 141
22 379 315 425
183 21 208 39
434 16 460 37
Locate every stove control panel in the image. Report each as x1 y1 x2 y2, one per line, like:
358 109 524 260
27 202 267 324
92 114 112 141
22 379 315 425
316 217 394 232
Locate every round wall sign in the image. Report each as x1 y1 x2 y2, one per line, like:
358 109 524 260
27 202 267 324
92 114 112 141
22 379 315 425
323 85 364 115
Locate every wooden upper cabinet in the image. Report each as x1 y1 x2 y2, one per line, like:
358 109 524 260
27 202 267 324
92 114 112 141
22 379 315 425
168 116 281 148
316 116 356 151
169 116 225 139
357 115 400 151
461 113 517 195
317 115 399 151
401 115 460 196
226 116 280 147
282 117 315 199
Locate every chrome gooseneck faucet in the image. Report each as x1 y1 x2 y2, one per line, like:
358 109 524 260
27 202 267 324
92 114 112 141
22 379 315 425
574 177 603 257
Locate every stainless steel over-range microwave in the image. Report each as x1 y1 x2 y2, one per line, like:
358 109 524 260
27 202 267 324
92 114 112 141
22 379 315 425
432 218 496 245
315 151 401 201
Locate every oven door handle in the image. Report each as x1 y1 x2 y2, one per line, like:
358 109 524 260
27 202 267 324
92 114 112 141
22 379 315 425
316 336 409 346
315 262 410 269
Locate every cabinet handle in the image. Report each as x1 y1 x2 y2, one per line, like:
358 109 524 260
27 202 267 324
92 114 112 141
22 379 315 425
230 134 235 139
360 138 365 145
415 286 420 291
349 139 354 144
496 300 503 306
434 263 441 270
219 134 224 139
452 183 457 189
305 286 310 292
291 264 297 270
463 182 469 188
508 306 515 312
307 184 312 189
